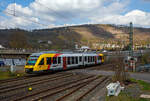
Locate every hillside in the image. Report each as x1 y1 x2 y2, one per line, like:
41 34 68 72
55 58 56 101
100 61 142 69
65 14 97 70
0 24 150 50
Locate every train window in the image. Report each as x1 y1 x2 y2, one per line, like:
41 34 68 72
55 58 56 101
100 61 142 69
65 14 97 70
75 57 78 64
93 56 95 62
91 56 93 62
53 57 57 64
58 57 61 64
85 56 87 61
79 56 82 62
67 57 71 65
47 57 51 65
100 56 102 60
98 56 100 60
124 60 128 63
88 56 90 62
74 57 75 64
71 57 74 64
39 58 44 65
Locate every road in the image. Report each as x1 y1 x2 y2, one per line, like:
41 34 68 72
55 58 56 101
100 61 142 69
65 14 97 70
68 69 150 83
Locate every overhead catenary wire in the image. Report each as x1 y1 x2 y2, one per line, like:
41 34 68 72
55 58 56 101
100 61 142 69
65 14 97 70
0 13 15 29
0 0 69 25
35 1 68 21
0 0 52 28
14 0 15 16
0 6 50 29
0 0 77 29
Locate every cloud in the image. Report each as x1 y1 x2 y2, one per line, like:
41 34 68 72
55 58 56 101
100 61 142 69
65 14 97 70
0 0 150 29
92 10 150 27
142 0 150 2
6 3 33 16
31 0 103 11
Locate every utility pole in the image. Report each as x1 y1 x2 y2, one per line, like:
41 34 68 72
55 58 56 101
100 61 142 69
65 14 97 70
129 22 133 57
124 22 137 72
14 0 15 16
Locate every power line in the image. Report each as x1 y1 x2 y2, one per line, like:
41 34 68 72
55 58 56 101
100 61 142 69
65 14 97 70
35 1 68 21
14 0 15 16
0 6 50 28
0 14 15 29
0 0 52 28
0 0 76 29
9 0 69 23
0 0 48 29
35 1 87 26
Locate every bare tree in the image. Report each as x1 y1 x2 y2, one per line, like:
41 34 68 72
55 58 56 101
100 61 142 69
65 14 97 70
113 57 130 84
9 31 30 49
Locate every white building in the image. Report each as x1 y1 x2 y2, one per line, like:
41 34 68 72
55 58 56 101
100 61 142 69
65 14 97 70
80 46 90 52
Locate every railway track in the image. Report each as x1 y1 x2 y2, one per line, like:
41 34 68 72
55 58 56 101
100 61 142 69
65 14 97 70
31 76 98 101
0 65 112 101
56 76 110 101
86 63 114 70
17 76 109 101
54 76 109 101
0 73 56 84
0 73 91 101
0 72 72 87
76 77 110 101
13 75 94 101
0 75 29 84
0 72 71 88
0 74 73 94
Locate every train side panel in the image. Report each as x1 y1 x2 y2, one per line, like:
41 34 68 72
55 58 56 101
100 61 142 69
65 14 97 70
25 52 105 74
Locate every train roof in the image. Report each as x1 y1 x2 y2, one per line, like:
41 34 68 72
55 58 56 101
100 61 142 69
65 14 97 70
30 51 103 57
30 51 58 56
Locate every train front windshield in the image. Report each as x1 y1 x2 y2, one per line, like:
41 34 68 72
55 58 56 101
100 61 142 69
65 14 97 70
26 56 38 65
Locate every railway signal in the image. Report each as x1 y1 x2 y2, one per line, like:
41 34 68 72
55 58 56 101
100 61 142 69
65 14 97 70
124 22 137 72
124 56 137 72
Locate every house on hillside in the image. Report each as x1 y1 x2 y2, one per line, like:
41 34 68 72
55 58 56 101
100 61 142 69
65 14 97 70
38 40 52 44
79 46 90 52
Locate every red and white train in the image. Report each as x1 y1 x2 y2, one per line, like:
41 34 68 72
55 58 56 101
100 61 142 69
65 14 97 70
25 51 104 74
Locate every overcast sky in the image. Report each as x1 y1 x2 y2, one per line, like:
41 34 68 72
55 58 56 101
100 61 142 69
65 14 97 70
0 0 150 29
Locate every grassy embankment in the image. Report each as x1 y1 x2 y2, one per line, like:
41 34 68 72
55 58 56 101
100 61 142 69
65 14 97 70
0 70 25 80
106 79 150 101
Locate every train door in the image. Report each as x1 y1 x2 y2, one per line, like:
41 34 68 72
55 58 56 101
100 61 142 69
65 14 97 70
84 55 87 66
82 55 84 66
46 57 51 70
63 57 67 70
38 58 47 71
